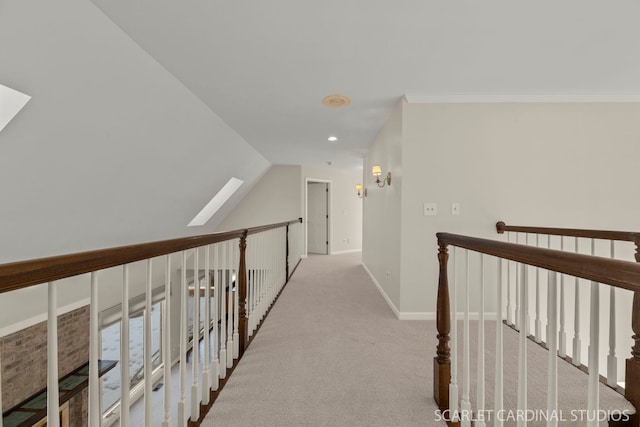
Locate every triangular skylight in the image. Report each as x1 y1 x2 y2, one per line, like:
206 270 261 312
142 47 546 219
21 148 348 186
188 177 244 226
0 84 31 134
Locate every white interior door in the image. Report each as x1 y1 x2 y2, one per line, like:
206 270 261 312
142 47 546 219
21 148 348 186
307 182 328 254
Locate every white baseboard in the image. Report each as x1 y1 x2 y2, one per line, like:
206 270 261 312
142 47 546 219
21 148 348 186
362 263 400 318
330 249 362 255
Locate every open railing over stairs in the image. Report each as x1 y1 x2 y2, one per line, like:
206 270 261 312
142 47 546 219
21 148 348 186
0 218 303 427
434 222 640 426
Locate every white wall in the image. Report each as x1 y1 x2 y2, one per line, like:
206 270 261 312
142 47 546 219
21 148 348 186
364 100 640 319
0 0 271 332
216 165 302 231
362 101 403 313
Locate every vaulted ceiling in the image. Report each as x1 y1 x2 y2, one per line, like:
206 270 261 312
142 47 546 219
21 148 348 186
92 0 640 170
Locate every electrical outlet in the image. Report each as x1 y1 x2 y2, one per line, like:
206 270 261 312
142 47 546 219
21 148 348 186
451 202 460 215
423 203 437 216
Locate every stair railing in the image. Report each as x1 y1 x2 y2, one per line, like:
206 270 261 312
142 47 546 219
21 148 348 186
434 231 640 427
0 217 303 427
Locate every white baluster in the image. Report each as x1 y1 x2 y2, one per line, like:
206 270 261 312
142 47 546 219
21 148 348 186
178 252 187 427
494 258 504 427
573 237 581 367
460 250 471 427
144 259 153 427
547 271 558 427
233 240 240 359
226 241 234 369
89 272 100 427
191 249 200 421
535 235 542 343
47 281 60 427
247 235 254 337
515 233 520 331
506 232 513 326
517 264 528 427
476 254 486 427
558 237 567 358
202 246 211 405
212 244 220 390
219 244 227 379
162 255 172 427
587 281 600 427
121 265 131 427
608 241 618 387
449 247 459 423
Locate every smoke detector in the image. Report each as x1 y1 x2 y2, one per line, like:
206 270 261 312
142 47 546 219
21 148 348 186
322 94 351 108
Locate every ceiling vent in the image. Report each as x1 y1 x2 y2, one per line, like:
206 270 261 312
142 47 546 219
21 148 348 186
322 94 351 108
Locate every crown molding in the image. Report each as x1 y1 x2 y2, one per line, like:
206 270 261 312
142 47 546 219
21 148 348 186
403 93 640 104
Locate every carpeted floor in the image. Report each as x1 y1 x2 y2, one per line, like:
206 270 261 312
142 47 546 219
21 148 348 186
201 252 438 427
201 252 634 427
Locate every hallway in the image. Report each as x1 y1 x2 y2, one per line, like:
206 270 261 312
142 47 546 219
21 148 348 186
201 252 438 426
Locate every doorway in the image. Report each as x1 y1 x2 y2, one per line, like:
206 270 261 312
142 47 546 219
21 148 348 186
306 180 330 255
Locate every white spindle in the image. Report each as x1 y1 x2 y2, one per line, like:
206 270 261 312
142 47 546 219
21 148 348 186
144 259 153 427
535 235 542 343
506 233 513 326
460 250 471 427
121 265 131 427
573 237 581 367
233 240 240 359
226 242 234 369
587 281 600 427
47 281 60 427
449 247 459 422
162 255 172 427
515 234 520 331
191 249 201 421
247 236 254 337
219 243 227 379
202 246 211 405
547 271 558 427
178 252 187 427
212 244 220 391
476 254 486 427
494 258 504 427
558 237 567 358
608 241 618 387
89 272 100 426
517 264 528 427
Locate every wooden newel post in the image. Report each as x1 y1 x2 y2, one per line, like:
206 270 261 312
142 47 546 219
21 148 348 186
238 231 249 357
286 224 290 283
434 240 451 410
626 238 640 426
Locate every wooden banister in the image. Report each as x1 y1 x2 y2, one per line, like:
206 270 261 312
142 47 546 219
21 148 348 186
496 221 640 243
434 241 450 411
438 232 640 293
0 218 302 295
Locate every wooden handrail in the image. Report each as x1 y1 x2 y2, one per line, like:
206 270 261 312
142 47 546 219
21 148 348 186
496 221 640 243
438 232 640 293
0 218 303 295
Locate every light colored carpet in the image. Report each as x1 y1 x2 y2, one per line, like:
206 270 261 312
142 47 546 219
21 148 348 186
201 252 635 427
201 252 438 427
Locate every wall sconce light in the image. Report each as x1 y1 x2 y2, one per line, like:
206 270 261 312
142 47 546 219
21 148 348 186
355 183 367 198
372 165 391 187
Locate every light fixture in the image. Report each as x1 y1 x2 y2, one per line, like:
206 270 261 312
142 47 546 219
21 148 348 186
372 165 391 187
328 136 338 142
355 183 367 198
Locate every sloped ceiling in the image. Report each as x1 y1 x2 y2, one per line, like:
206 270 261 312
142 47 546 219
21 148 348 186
91 0 640 171
0 0 270 262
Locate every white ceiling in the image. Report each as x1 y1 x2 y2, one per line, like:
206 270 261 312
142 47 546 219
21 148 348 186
91 0 640 171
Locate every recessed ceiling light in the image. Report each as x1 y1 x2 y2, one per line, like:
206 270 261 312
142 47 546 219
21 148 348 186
328 136 338 142
322 94 351 108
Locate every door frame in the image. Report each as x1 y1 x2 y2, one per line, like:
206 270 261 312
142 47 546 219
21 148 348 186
304 178 332 256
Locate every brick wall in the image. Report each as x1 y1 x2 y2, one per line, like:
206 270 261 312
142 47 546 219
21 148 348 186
1 305 89 425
